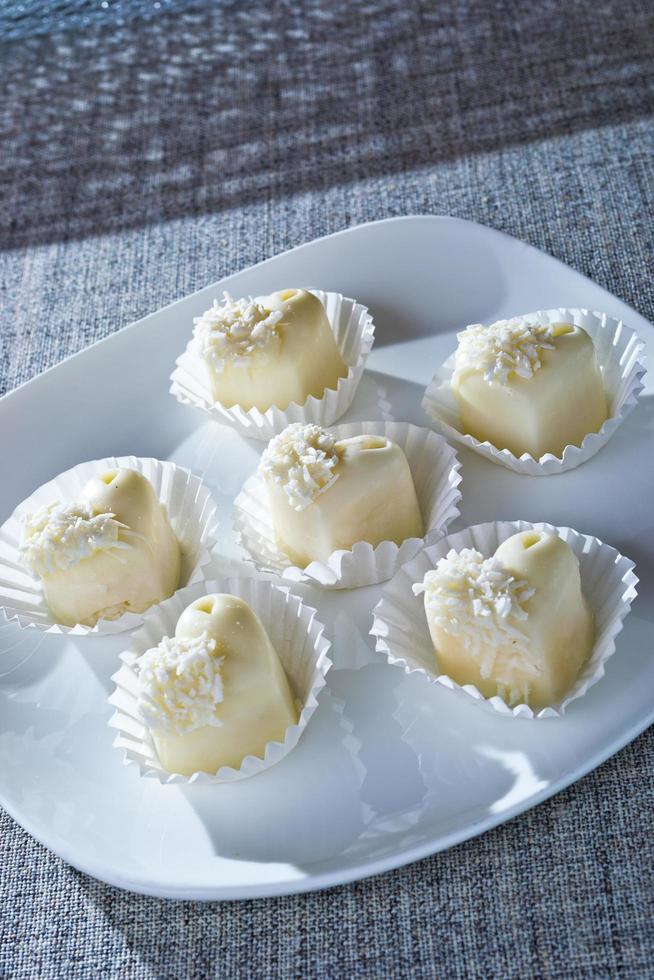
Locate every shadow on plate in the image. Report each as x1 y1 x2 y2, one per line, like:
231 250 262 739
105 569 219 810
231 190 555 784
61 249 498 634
176 662 557 873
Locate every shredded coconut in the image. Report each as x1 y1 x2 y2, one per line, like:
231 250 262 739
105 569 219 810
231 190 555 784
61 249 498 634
191 291 285 371
21 502 129 577
413 548 539 700
260 422 342 510
454 318 556 384
137 630 224 735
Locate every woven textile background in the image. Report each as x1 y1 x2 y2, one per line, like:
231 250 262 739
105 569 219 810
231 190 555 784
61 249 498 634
1 1 654 977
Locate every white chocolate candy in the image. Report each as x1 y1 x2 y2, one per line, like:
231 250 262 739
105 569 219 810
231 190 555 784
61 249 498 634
22 468 180 627
451 319 607 458
260 423 424 566
138 593 297 776
415 530 594 709
192 288 347 411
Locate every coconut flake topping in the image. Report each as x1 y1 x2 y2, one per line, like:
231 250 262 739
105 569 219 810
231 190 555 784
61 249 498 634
260 422 342 511
137 630 224 735
454 318 556 384
191 292 285 371
413 548 538 698
21 502 128 577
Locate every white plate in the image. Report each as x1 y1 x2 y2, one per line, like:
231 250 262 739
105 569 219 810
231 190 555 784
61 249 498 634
1 215 652 901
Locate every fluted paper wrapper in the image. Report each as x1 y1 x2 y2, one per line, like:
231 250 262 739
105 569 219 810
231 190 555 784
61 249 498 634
170 289 375 441
0 456 219 635
371 520 638 720
422 309 646 475
233 421 462 590
108 577 332 784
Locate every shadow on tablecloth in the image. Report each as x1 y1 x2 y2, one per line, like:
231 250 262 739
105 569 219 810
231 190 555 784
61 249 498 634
1 0 654 250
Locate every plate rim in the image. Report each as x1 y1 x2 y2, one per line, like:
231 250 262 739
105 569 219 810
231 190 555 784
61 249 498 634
2 704 651 901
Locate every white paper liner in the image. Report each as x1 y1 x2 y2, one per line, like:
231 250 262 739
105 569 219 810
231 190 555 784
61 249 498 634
169 289 375 441
422 309 646 475
108 577 332 784
0 456 219 635
233 421 462 590
371 520 638 720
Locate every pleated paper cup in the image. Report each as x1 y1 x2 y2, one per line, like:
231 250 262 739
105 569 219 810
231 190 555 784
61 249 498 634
422 309 646 475
108 577 332 784
170 289 375 441
371 520 638 720
233 421 462 590
0 456 219 635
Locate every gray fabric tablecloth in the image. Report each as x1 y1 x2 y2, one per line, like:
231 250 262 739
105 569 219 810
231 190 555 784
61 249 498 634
1 2 653 977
